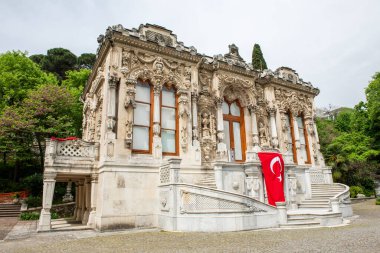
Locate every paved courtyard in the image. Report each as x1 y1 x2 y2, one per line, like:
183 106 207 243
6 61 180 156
0 199 379 253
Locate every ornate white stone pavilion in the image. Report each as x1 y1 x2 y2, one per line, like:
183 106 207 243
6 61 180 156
38 24 352 232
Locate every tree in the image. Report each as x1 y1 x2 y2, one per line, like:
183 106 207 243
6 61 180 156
0 83 79 174
41 48 77 82
252 44 268 70
29 54 45 66
0 51 57 110
77 53 96 69
62 69 91 136
365 72 380 150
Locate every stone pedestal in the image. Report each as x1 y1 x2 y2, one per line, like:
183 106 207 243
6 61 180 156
37 172 56 232
276 202 287 224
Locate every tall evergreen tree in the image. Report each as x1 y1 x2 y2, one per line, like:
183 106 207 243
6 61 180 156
252 44 268 70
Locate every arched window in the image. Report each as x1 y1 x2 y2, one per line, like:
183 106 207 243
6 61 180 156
296 114 311 164
222 100 246 162
161 85 178 155
132 80 153 153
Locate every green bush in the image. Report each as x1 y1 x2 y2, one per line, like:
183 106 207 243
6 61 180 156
20 211 60 220
26 195 42 208
51 211 59 219
20 212 40 220
376 198 380 205
21 173 43 196
350 186 364 198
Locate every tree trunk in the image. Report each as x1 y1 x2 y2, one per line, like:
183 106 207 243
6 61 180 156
35 133 45 172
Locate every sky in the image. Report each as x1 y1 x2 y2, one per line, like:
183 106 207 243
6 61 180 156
1 0 379 108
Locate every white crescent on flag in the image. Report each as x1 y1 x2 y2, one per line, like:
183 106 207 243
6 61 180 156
270 156 283 182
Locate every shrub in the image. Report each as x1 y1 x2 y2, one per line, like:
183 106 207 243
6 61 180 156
26 195 42 208
51 211 59 219
350 186 364 198
20 212 40 220
376 198 380 205
21 173 43 196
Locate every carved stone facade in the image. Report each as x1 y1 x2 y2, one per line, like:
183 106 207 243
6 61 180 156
39 24 352 233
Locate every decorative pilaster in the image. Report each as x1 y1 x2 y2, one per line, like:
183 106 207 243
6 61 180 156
87 174 98 227
75 181 84 221
178 89 190 152
215 98 227 160
37 172 56 231
267 106 279 149
287 170 298 210
191 92 201 161
153 83 162 159
124 78 137 148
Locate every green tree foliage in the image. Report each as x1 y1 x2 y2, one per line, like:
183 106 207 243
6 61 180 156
40 48 77 82
0 51 57 110
62 69 91 136
317 72 380 196
252 44 267 70
365 72 380 150
29 54 45 66
77 53 96 69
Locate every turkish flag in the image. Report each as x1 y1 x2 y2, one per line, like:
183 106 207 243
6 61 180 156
258 152 285 206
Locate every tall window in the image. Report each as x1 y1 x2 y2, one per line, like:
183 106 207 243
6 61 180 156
132 80 152 153
285 112 297 163
296 114 311 164
222 100 246 162
161 86 178 155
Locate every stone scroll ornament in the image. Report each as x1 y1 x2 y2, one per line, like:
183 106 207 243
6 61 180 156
258 152 285 206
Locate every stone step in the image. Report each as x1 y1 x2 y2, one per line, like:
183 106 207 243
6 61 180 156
280 221 320 228
299 204 330 209
301 200 330 204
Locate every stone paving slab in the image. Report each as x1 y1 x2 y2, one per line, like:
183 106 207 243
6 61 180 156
0 217 18 240
0 199 379 253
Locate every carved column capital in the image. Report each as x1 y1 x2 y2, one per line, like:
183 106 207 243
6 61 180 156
153 83 162 95
108 74 119 88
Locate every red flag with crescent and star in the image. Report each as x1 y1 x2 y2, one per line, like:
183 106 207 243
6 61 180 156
258 152 285 206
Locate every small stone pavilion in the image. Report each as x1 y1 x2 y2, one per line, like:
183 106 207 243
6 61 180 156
38 24 352 232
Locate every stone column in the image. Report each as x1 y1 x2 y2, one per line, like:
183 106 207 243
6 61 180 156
106 74 118 139
216 98 227 160
62 181 73 203
37 172 56 231
191 92 199 143
73 183 79 219
292 113 300 149
76 181 84 221
88 174 98 227
250 105 260 148
153 84 162 159
82 177 91 225
268 107 279 149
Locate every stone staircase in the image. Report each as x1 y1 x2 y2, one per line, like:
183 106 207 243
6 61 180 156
299 184 345 209
0 204 21 217
197 173 217 189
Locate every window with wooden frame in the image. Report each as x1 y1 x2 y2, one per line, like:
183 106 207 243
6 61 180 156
132 80 153 153
296 114 311 164
161 85 179 156
222 100 246 162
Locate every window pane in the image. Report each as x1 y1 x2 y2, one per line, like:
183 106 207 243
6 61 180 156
133 126 149 150
285 114 293 145
135 82 151 102
134 103 150 126
162 130 175 153
222 102 229 115
296 117 303 129
233 122 242 160
162 87 175 107
223 120 230 151
162 107 176 129
230 102 240 116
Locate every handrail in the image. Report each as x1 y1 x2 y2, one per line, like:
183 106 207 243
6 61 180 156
160 182 276 211
332 183 350 201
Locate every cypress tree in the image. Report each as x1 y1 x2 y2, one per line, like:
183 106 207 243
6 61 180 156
252 44 268 70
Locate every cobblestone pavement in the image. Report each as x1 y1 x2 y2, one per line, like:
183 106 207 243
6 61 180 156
1 199 379 253
0 217 18 240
